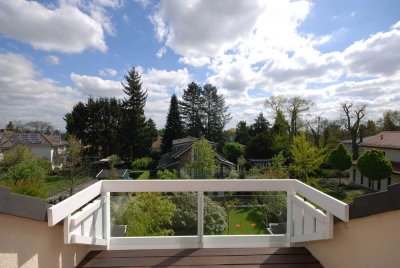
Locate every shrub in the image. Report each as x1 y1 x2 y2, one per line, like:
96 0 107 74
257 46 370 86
157 169 177 180
12 178 47 199
131 157 153 170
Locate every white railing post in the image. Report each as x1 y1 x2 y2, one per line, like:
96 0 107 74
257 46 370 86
103 192 110 249
197 191 204 248
286 190 294 245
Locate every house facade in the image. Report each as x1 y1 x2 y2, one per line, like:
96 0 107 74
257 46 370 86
0 132 67 169
343 131 400 191
157 136 236 178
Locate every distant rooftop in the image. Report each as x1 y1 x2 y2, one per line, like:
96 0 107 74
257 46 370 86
359 131 400 150
0 132 66 148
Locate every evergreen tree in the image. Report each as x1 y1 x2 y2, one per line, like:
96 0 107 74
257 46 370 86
201 84 231 142
246 113 273 159
179 82 204 138
144 118 158 149
65 101 88 143
161 94 184 153
120 68 149 159
271 110 290 155
235 121 250 145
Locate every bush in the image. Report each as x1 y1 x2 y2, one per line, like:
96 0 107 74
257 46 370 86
131 157 153 170
227 169 239 179
12 178 47 199
157 169 177 180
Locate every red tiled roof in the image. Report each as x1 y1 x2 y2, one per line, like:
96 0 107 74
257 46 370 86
151 138 161 150
359 131 400 150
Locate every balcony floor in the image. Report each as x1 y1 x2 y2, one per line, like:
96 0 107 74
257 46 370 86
77 247 322 267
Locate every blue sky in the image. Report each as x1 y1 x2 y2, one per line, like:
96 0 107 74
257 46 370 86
0 0 399 130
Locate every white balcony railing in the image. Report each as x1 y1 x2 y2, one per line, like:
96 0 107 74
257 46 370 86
47 179 349 249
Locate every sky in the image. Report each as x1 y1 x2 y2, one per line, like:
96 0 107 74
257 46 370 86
0 0 399 131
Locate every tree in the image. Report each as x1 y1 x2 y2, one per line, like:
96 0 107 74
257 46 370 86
382 110 400 131
341 103 366 160
113 193 176 236
180 82 204 137
271 110 290 155
23 121 55 133
131 157 153 170
59 137 87 196
161 94 184 153
357 149 392 190
246 113 273 159
120 67 150 159
223 142 245 164
235 121 250 145
186 138 217 179
201 84 231 142
328 144 352 185
65 102 88 143
172 193 227 235
0 145 48 198
5 121 15 131
144 118 158 148
322 120 343 150
290 134 326 182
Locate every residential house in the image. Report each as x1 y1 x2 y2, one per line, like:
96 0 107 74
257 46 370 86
157 136 235 178
343 131 400 191
0 132 67 169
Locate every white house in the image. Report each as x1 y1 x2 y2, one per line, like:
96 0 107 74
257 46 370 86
343 131 400 191
0 132 67 169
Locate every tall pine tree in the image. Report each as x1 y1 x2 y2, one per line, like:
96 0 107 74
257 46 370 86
120 67 150 159
179 82 203 138
202 84 231 142
271 110 290 155
161 94 184 153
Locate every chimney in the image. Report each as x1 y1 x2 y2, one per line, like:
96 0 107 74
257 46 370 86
381 134 384 140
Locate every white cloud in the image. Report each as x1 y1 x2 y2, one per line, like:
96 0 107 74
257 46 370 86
0 52 82 130
150 0 264 56
99 68 117 77
344 21 400 77
134 0 150 8
0 0 125 53
156 47 167 58
71 73 123 97
179 56 210 67
45 55 60 65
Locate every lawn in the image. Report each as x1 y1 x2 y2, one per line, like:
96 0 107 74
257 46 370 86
45 175 93 197
221 207 269 235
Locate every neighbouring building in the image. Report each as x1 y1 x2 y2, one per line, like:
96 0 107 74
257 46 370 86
0 132 67 169
343 131 400 191
157 136 235 178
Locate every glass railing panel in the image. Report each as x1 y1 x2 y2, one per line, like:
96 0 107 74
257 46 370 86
205 192 287 235
110 192 198 237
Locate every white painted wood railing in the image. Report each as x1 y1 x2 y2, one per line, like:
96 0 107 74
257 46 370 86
47 179 349 249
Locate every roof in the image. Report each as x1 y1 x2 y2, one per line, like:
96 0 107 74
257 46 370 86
0 132 66 148
157 136 235 169
358 131 400 150
96 169 129 179
151 138 162 150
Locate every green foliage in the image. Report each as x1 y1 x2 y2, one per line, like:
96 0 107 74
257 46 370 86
59 137 88 195
172 193 227 235
247 166 262 178
357 149 392 181
263 152 288 179
131 157 153 170
227 169 239 179
328 144 352 172
179 82 231 140
114 193 176 236
290 134 326 181
12 178 47 199
161 94 184 153
246 113 273 159
5 160 46 183
186 138 217 179
383 110 400 131
271 110 290 155
223 142 245 164
0 145 35 173
235 121 250 145
156 169 177 180
109 154 122 169
252 192 287 225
